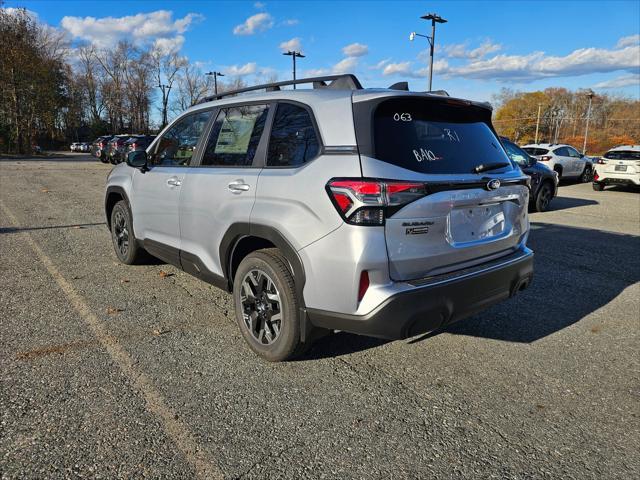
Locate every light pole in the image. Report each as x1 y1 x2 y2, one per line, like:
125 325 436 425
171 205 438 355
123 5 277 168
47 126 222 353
534 103 542 144
157 83 171 128
410 13 447 91
205 71 225 95
282 50 305 89
583 90 595 154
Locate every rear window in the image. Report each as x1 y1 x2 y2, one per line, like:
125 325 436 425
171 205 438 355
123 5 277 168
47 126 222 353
604 150 640 160
372 98 511 174
523 147 550 156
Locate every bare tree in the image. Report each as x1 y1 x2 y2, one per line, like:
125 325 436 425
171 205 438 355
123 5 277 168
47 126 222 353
150 49 186 127
172 63 208 113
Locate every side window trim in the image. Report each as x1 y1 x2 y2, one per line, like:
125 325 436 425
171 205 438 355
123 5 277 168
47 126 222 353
149 108 215 168
193 101 274 169
264 100 324 170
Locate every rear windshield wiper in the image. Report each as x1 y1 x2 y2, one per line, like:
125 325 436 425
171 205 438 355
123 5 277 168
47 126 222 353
472 162 510 174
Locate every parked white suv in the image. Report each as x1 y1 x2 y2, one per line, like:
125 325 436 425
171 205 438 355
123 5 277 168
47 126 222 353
522 143 593 182
593 145 640 190
105 74 534 361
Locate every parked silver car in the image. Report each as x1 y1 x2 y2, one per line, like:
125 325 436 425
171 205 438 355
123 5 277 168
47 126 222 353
105 74 534 361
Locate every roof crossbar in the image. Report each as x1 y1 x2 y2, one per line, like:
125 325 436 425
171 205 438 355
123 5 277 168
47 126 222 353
198 74 363 103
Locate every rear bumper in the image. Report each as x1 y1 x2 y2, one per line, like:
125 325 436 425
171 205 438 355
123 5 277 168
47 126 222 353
594 172 639 186
307 248 534 340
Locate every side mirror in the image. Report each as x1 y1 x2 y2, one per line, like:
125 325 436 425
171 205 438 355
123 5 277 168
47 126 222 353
127 150 148 170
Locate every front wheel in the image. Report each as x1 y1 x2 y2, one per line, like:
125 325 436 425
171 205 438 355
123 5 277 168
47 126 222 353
233 249 307 362
110 200 145 264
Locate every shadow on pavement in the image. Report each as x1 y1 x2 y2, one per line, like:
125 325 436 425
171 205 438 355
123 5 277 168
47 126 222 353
548 195 598 211
0 222 106 234
0 153 98 163
304 222 640 358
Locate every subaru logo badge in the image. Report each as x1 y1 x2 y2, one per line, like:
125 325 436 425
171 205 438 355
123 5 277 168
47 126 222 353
486 179 501 191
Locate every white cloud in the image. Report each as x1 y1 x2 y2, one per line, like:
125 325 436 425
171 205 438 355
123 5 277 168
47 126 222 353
279 37 302 53
371 58 391 70
342 42 369 57
332 57 358 74
281 19 299 26
593 73 640 89
233 12 273 35
382 61 412 76
442 40 501 60
223 62 258 76
616 34 640 48
305 68 330 77
152 36 185 55
447 45 639 82
60 10 202 50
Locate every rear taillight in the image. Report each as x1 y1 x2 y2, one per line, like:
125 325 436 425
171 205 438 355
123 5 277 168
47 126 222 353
597 158 607 164
540 156 552 161
327 179 426 226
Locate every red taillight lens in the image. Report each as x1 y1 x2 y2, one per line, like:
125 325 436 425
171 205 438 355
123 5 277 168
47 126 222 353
358 270 369 302
594 172 599 180
540 156 552 161
327 179 426 226
597 158 607 164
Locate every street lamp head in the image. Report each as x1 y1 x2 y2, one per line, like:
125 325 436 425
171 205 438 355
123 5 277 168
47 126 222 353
421 13 447 23
409 32 416 41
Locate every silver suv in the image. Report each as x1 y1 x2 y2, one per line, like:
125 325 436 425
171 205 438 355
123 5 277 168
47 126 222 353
105 74 534 361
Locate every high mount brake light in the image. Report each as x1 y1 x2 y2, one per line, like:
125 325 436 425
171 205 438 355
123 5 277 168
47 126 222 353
327 179 427 226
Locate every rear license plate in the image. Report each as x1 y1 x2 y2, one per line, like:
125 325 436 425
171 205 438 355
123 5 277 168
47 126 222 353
449 204 506 244
615 165 627 172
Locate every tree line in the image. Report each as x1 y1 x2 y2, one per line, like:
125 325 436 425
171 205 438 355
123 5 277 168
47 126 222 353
0 7 251 153
493 87 640 154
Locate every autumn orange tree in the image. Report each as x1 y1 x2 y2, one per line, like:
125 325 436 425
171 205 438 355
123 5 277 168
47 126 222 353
493 88 640 154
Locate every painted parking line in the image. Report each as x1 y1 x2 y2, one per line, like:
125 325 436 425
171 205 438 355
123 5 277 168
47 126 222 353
0 200 224 480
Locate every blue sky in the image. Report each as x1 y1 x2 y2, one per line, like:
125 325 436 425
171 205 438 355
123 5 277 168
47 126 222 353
6 0 640 102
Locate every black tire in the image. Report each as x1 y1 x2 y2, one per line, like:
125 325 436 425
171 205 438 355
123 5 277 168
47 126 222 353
233 248 307 362
592 182 605 191
110 200 144 265
534 182 554 212
99 153 108 163
580 165 593 183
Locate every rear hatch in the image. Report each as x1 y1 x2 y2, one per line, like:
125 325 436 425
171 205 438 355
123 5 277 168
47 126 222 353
601 149 640 176
352 93 530 281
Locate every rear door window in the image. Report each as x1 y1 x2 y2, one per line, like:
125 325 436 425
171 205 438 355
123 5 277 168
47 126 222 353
554 147 569 156
371 98 511 174
202 104 269 167
267 103 320 167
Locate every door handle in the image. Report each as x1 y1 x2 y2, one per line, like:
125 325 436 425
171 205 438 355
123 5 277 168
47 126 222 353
228 180 250 193
166 178 182 187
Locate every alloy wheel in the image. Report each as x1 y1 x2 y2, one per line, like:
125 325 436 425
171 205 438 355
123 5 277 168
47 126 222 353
240 269 282 345
113 210 129 257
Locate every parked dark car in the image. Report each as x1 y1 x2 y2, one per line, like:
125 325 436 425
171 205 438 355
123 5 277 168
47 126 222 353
124 135 156 155
501 137 559 212
92 136 113 163
107 135 134 164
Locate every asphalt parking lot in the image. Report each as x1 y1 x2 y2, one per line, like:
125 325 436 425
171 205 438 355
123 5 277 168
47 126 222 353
1 153 638 479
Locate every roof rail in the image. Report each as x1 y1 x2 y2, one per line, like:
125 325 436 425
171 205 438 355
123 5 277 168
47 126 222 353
198 74 363 104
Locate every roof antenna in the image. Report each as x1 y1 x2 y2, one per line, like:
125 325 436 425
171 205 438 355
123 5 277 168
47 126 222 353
388 82 409 91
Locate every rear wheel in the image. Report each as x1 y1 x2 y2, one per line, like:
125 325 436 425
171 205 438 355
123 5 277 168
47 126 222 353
580 165 593 183
592 182 605 191
534 182 553 212
110 200 144 264
233 249 307 362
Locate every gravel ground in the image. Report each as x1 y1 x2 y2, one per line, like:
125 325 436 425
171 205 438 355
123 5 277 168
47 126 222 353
1 154 638 479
